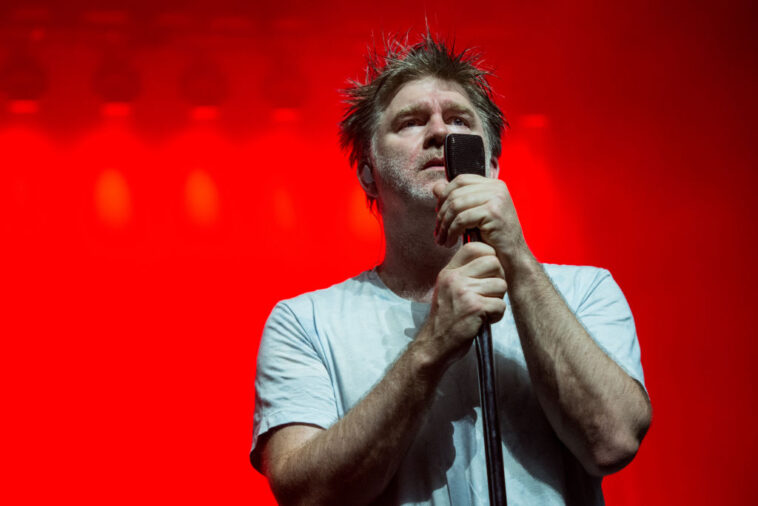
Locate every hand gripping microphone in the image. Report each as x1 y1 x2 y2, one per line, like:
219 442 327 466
444 133 507 506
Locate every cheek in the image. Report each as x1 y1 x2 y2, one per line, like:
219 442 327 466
376 143 408 165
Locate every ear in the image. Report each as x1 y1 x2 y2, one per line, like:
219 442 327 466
358 163 378 198
489 156 500 179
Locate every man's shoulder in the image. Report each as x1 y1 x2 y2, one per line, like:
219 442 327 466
262 269 395 346
273 269 382 316
542 262 610 283
541 263 616 306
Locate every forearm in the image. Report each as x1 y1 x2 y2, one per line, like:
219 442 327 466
265 336 445 506
505 250 651 475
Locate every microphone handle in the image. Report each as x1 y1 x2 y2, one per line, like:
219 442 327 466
464 228 508 506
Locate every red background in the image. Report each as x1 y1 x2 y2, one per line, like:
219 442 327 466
2 1 756 504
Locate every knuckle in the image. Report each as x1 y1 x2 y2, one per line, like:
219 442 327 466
495 278 508 294
488 301 507 323
461 293 482 315
438 269 454 287
480 242 496 255
490 298 506 313
450 214 463 230
484 255 500 269
461 242 479 254
454 283 470 300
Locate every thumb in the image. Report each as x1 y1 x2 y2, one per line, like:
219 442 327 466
432 180 447 200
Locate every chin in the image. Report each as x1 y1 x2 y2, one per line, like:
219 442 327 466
411 188 439 207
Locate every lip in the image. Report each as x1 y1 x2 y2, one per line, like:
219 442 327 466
423 158 445 170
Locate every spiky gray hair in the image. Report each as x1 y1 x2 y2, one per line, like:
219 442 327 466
339 32 507 199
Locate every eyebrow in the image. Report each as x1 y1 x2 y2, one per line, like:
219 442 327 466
392 101 477 120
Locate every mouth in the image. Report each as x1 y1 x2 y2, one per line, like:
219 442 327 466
422 157 445 170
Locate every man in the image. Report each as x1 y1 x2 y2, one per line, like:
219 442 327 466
251 34 651 505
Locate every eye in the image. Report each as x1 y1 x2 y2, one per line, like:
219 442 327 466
399 118 421 129
451 117 469 127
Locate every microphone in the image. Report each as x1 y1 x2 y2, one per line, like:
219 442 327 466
444 133 486 179
444 133 508 506
444 134 487 241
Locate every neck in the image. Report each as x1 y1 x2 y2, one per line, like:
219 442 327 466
377 200 457 303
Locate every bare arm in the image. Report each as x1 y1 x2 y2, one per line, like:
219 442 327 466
505 250 651 475
260 242 507 505
261 337 443 506
434 175 652 476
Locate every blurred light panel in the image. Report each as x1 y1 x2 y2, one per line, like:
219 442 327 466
8 99 39 114
94 168 132 228
272 188 296 231
185 169 219 226
100 102 132 118
190 105 219 121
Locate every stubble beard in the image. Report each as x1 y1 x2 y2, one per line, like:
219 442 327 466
373 151 444 207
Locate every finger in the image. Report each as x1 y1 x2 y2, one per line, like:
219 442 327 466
447 241 496 269
457 254 505 280
436 179 506 245
436 185 491 239
470 277 507 298
437 176 488 206
432 180 447 201
442 206 489 247
482 297 508 324
439 173 489 201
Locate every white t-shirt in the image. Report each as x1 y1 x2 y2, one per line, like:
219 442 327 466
251 264 646 505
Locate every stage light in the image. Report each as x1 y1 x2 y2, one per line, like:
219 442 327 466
262 51 307 121
8 99 39 115
179 58 228 109
185 169 219 227
273 188 296 231
0 48 47 114
101 102 133 118
190 106 219 122
92 53 140 115
94 169 132 228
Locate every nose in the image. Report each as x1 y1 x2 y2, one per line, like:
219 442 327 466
424 114 448 149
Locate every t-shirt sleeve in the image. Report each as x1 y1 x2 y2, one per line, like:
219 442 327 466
575 269 647 391
250 299 339 471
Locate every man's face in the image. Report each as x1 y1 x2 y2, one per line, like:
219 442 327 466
370 76 490 211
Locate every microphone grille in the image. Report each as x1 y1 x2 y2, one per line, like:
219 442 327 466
444 134 486 181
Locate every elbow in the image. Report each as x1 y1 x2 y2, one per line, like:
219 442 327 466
585 404 652 477
269 478 319 506
268 471 324 506
271 482 355 506
267 469 296 506
266 458 314 506
267 461 346 506
585 431 641 476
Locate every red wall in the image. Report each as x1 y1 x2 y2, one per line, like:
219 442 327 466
2 1 756 504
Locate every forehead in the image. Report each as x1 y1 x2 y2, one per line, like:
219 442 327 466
381 76 475 119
